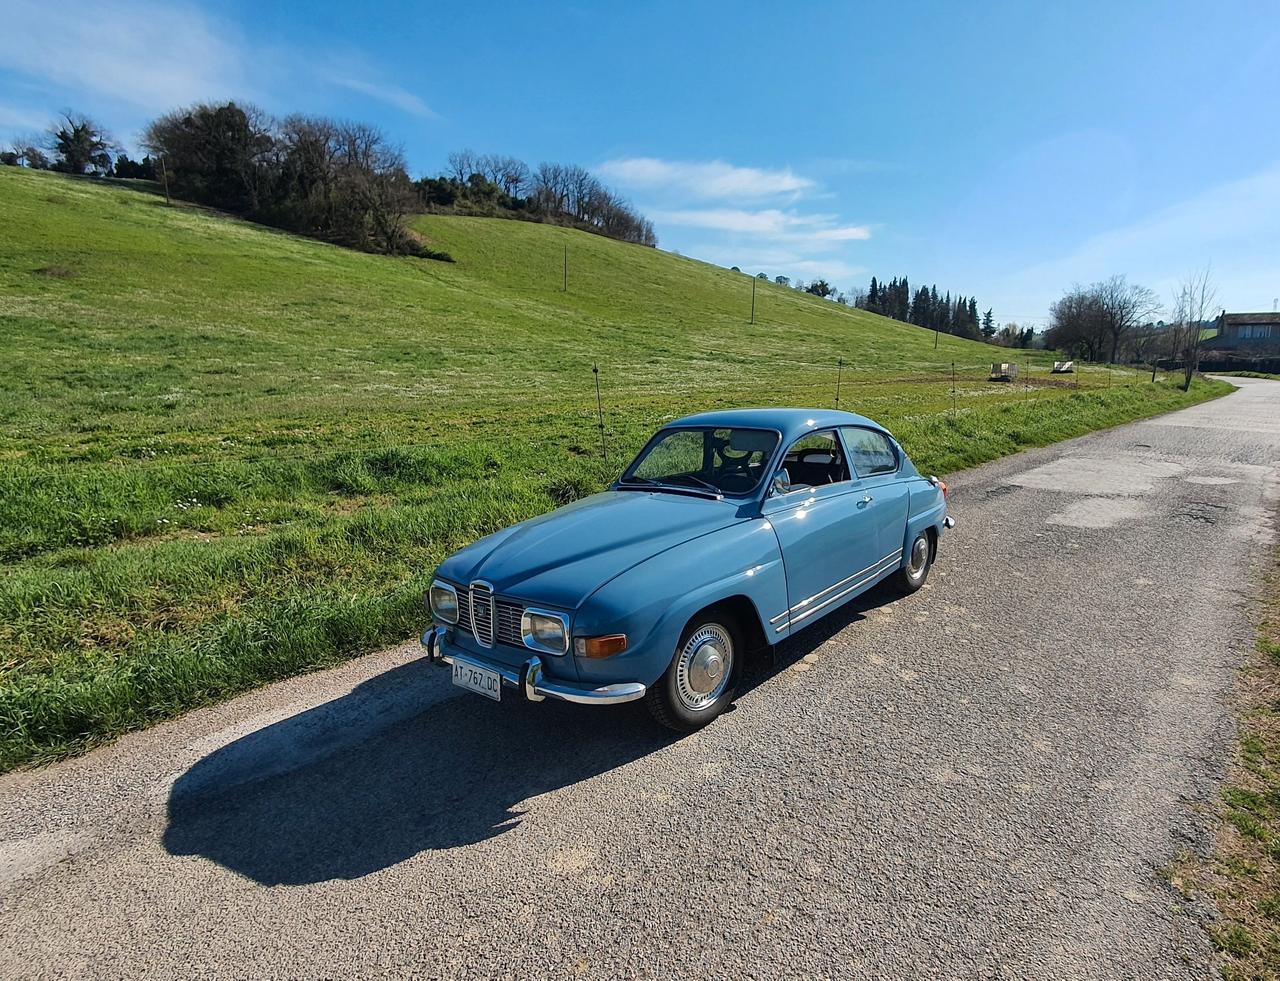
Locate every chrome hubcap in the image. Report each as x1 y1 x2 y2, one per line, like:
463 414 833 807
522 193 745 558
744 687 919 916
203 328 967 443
675 624 734 711
908 535 929 577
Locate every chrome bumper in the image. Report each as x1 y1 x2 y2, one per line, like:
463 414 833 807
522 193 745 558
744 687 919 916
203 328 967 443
943 515 956 529
421 626 646 706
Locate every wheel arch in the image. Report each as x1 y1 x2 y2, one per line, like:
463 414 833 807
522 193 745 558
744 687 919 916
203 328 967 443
685 594 769 656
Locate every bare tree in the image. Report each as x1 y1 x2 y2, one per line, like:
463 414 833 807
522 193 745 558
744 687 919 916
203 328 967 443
445 148 479 183
494 155 529 197
1168 267 1217 391
1095 275 1160 364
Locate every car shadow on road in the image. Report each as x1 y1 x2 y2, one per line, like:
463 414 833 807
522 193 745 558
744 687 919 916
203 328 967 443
163 585 898 886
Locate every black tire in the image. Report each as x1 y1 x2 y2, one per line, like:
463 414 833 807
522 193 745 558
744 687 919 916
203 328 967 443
895 529 933 594
645 612 741 732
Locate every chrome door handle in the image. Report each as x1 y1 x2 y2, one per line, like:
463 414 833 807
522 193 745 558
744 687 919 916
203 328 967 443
858 495 873 507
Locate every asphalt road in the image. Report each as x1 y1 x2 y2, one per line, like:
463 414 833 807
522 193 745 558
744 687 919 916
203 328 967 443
3 378 1278 979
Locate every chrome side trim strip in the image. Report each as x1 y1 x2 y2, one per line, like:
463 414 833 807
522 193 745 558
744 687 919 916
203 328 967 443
776 548 902 624
774 550 904 633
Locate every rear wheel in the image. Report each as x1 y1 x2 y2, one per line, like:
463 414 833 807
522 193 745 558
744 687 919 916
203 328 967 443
646 613 740 732
895 529 933 594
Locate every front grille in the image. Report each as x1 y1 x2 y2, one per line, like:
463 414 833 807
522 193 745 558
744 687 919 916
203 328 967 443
469 581 494 647
496 601 523 647
456 585 524 647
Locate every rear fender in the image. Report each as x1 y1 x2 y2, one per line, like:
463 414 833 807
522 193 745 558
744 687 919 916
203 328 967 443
902 479 947 561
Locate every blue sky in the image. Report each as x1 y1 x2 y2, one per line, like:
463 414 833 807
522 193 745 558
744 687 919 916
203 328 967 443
3 0 1278 323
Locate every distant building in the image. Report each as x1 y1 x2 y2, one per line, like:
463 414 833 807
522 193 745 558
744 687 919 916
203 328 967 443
1205 311 1280 352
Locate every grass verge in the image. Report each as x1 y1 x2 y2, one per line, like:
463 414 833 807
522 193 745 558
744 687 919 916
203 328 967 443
1178 519 1280 979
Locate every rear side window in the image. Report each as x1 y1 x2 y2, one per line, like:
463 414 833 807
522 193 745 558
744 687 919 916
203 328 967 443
841 427 898 477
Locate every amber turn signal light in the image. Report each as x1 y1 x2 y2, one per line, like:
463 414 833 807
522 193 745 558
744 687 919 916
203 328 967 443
575 634 628 658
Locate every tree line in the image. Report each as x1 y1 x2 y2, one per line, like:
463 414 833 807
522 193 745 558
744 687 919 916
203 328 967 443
417 151 656 246
736 268 1037 347
1045 276 1161 363
3 107 656 258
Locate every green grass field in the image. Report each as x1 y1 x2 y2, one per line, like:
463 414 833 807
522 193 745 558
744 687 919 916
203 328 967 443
0 168 1230 769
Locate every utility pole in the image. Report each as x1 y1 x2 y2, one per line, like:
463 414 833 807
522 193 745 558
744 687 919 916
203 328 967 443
159 155 171 206
592 364 607 463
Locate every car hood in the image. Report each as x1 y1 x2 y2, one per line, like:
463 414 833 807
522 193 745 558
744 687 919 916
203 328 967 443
435 490 747 610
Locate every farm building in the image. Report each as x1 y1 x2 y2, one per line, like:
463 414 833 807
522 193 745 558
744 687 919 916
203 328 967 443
1204 311 1280 352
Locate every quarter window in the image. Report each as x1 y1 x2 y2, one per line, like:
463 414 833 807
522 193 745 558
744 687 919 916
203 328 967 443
841 427 898 477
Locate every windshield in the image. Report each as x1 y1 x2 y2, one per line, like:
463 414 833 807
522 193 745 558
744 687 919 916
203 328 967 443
619 427 780 496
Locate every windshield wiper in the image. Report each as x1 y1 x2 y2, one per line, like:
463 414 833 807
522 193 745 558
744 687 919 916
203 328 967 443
668 473 724 495
616 476 723 499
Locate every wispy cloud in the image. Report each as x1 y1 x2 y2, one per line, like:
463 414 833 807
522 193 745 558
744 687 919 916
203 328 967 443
600 155 874 286
0 105 52 135
0 0 246 112
651 208 871 240
597 157 813 200
328 77 437 119
997 161 1280 315
696 245 868 285
0 0 441 140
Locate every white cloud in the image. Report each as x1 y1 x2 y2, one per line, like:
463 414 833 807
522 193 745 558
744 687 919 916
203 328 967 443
0 0 247 112
0 105 57 134
698 245 867 285
650 208 871 241
605 156 875 288
0 0 442 131
597 157 813 199
329 77 437 119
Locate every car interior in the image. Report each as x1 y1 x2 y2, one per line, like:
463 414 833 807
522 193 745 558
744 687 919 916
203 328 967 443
778 431 851 489
708 428 777 493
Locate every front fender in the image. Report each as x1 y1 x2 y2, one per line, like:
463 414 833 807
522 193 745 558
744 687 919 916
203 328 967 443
573 518 786 687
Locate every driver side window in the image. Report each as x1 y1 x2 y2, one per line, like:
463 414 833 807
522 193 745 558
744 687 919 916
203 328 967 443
779 430 851 489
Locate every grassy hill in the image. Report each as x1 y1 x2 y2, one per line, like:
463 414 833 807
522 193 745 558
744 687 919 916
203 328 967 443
0 168 1228 768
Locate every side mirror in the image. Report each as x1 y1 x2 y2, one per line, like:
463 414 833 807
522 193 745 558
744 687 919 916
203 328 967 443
770 469 792 496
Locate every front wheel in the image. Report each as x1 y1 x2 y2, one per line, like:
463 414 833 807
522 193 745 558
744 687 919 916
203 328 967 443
895 529 933 594
645 614 740 732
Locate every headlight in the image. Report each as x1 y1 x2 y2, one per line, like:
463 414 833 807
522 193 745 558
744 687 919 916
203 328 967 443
428 580 459 624
521 607 569 655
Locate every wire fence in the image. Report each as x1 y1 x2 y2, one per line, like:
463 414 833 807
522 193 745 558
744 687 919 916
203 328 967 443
2 358 1169 480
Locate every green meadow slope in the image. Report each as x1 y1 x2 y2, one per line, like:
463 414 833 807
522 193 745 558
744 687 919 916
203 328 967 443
0 168 1228 767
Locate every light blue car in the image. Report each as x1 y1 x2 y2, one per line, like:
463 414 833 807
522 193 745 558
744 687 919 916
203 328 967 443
423 408 953 730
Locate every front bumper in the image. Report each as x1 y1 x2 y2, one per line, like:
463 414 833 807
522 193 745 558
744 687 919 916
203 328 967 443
421 626 647 706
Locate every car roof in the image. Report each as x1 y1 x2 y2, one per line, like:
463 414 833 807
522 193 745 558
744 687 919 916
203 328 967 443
665 407 889 444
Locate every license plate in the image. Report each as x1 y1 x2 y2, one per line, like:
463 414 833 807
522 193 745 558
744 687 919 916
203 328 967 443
452 659 501 701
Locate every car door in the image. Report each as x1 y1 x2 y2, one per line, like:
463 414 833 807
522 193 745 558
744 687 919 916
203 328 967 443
840 426 910 565
761 429 880 634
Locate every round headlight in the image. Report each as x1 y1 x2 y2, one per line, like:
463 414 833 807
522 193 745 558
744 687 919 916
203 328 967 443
521 608 568 654
429 581 459 624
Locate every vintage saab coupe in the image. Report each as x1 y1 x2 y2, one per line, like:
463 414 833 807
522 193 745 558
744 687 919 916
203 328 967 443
423 408 953 731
